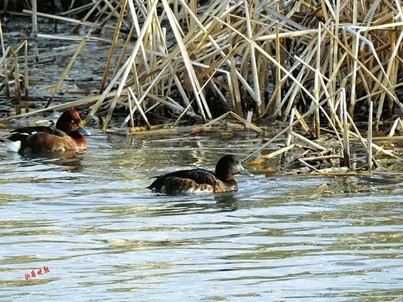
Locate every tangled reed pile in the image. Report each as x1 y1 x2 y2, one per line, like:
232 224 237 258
0 0 402 172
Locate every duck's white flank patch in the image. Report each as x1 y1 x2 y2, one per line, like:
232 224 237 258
5 140 21 152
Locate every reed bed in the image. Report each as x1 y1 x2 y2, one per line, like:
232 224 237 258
0 0 402 173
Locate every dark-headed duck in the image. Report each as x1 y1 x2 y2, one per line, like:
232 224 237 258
148 154 252 194
2 108 90 154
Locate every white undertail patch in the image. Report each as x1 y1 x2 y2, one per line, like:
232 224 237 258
5 140 21 152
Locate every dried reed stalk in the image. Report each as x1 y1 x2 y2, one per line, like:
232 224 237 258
14 0 401 130
367 101 373 171
1 0 401 172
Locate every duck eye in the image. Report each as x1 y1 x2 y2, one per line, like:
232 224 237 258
70 120 76 124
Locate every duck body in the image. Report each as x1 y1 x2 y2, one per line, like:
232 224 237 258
148 155 250 194
2 108 90 154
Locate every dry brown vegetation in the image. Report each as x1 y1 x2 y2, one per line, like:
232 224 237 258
0 0 402 173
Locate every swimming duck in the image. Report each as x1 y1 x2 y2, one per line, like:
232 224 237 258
147 154 252 194
2 108 90 154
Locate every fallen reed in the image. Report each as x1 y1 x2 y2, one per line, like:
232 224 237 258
0 0 402 173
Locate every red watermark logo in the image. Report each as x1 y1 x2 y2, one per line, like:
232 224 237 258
24 266 50 280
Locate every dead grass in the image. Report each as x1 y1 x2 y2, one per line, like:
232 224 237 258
0 0 402 173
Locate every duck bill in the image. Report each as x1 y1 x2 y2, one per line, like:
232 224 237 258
78 124 91 136
239 164 254 177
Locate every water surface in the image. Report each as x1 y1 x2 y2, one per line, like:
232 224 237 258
0 131 402 301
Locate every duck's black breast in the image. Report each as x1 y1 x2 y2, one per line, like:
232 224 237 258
148 168 218 193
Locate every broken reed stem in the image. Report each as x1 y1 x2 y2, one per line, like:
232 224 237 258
301 155 343 161
281 107 295 165
244 89 345 162
275 24 281 113
2 90 121 122
314 25 321 139
367 101 373 171
100 0 128 93
244 1 261 115
46 37 87 108
11 49 20 104
388 119 398 137
31 0 37 37
22 9 117 33
298 159 319 172
252 144 295 164
341 91 351 169
346 112 392 160
294 109 311 134
128 86 150 128
291 132 327 151
162 0 211 120
0 21 10 100
127 90 134 129
200 111 263 134
286 108 295 147
24 40 28 98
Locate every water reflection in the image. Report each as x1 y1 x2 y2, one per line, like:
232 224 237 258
0 133 402 301
214 194 240 211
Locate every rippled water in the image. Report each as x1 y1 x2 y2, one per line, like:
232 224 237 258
0 130 402 301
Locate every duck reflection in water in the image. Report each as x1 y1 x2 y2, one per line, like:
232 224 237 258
17 152 86 173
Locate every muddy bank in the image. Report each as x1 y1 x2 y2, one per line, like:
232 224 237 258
0 15 112 118
1 0 93 15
